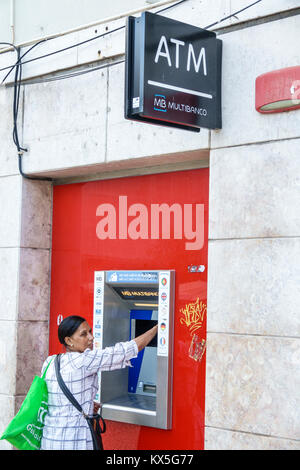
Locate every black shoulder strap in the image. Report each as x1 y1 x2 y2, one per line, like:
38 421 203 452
54 354 84 415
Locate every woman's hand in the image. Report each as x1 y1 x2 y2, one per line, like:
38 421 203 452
93 402 101 414
134 324 158 352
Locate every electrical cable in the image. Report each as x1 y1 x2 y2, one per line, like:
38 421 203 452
28 59 125 84
2 39 47 84
1 27 124 82
204 0 262 29
157 0 188 14
0 41 52 181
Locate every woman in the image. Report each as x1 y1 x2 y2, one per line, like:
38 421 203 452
40 315 158 450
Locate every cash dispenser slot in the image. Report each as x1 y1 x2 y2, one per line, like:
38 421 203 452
93 270 174 429
143 384 156 394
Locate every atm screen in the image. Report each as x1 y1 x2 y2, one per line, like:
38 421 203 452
135 319 158 347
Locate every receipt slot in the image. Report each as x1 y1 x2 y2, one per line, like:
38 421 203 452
93 270 175 429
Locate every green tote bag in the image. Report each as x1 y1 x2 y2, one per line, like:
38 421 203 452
0 357 54 450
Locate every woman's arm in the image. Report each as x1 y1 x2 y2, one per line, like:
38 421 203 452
133 324 158 352
77 325 158 373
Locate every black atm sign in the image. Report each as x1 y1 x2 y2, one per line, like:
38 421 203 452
125 12 222 132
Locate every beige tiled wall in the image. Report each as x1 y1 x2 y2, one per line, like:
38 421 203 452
0 173 52 449
205 15 300 449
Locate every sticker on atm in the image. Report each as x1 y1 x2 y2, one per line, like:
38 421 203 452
158 271 170 356
93 271 104 351
106 271 158 284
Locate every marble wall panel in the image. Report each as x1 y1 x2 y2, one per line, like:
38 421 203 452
16 321 49 395
205 333 300 440
209 140 300 240
0 175 22 247
0 248 19 322
18 248 50 322
0 321 17 395
20 179 52 249
0 395 15 450
207 238 300 337
205 426 300 450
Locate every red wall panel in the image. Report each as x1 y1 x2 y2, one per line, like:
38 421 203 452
49 168 209 450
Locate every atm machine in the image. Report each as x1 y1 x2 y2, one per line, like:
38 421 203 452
93 270 175 429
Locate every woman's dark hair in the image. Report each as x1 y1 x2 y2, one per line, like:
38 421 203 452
58 315 86 346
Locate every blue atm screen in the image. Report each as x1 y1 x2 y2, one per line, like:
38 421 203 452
128 310 157 395
135 319 157 347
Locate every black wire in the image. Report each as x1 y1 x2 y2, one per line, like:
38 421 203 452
2 39 47 84
30 59 125 84
204 0 262 29
15 49 51 180
157 0 188 14
1 27 124 78
0 41 52 181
